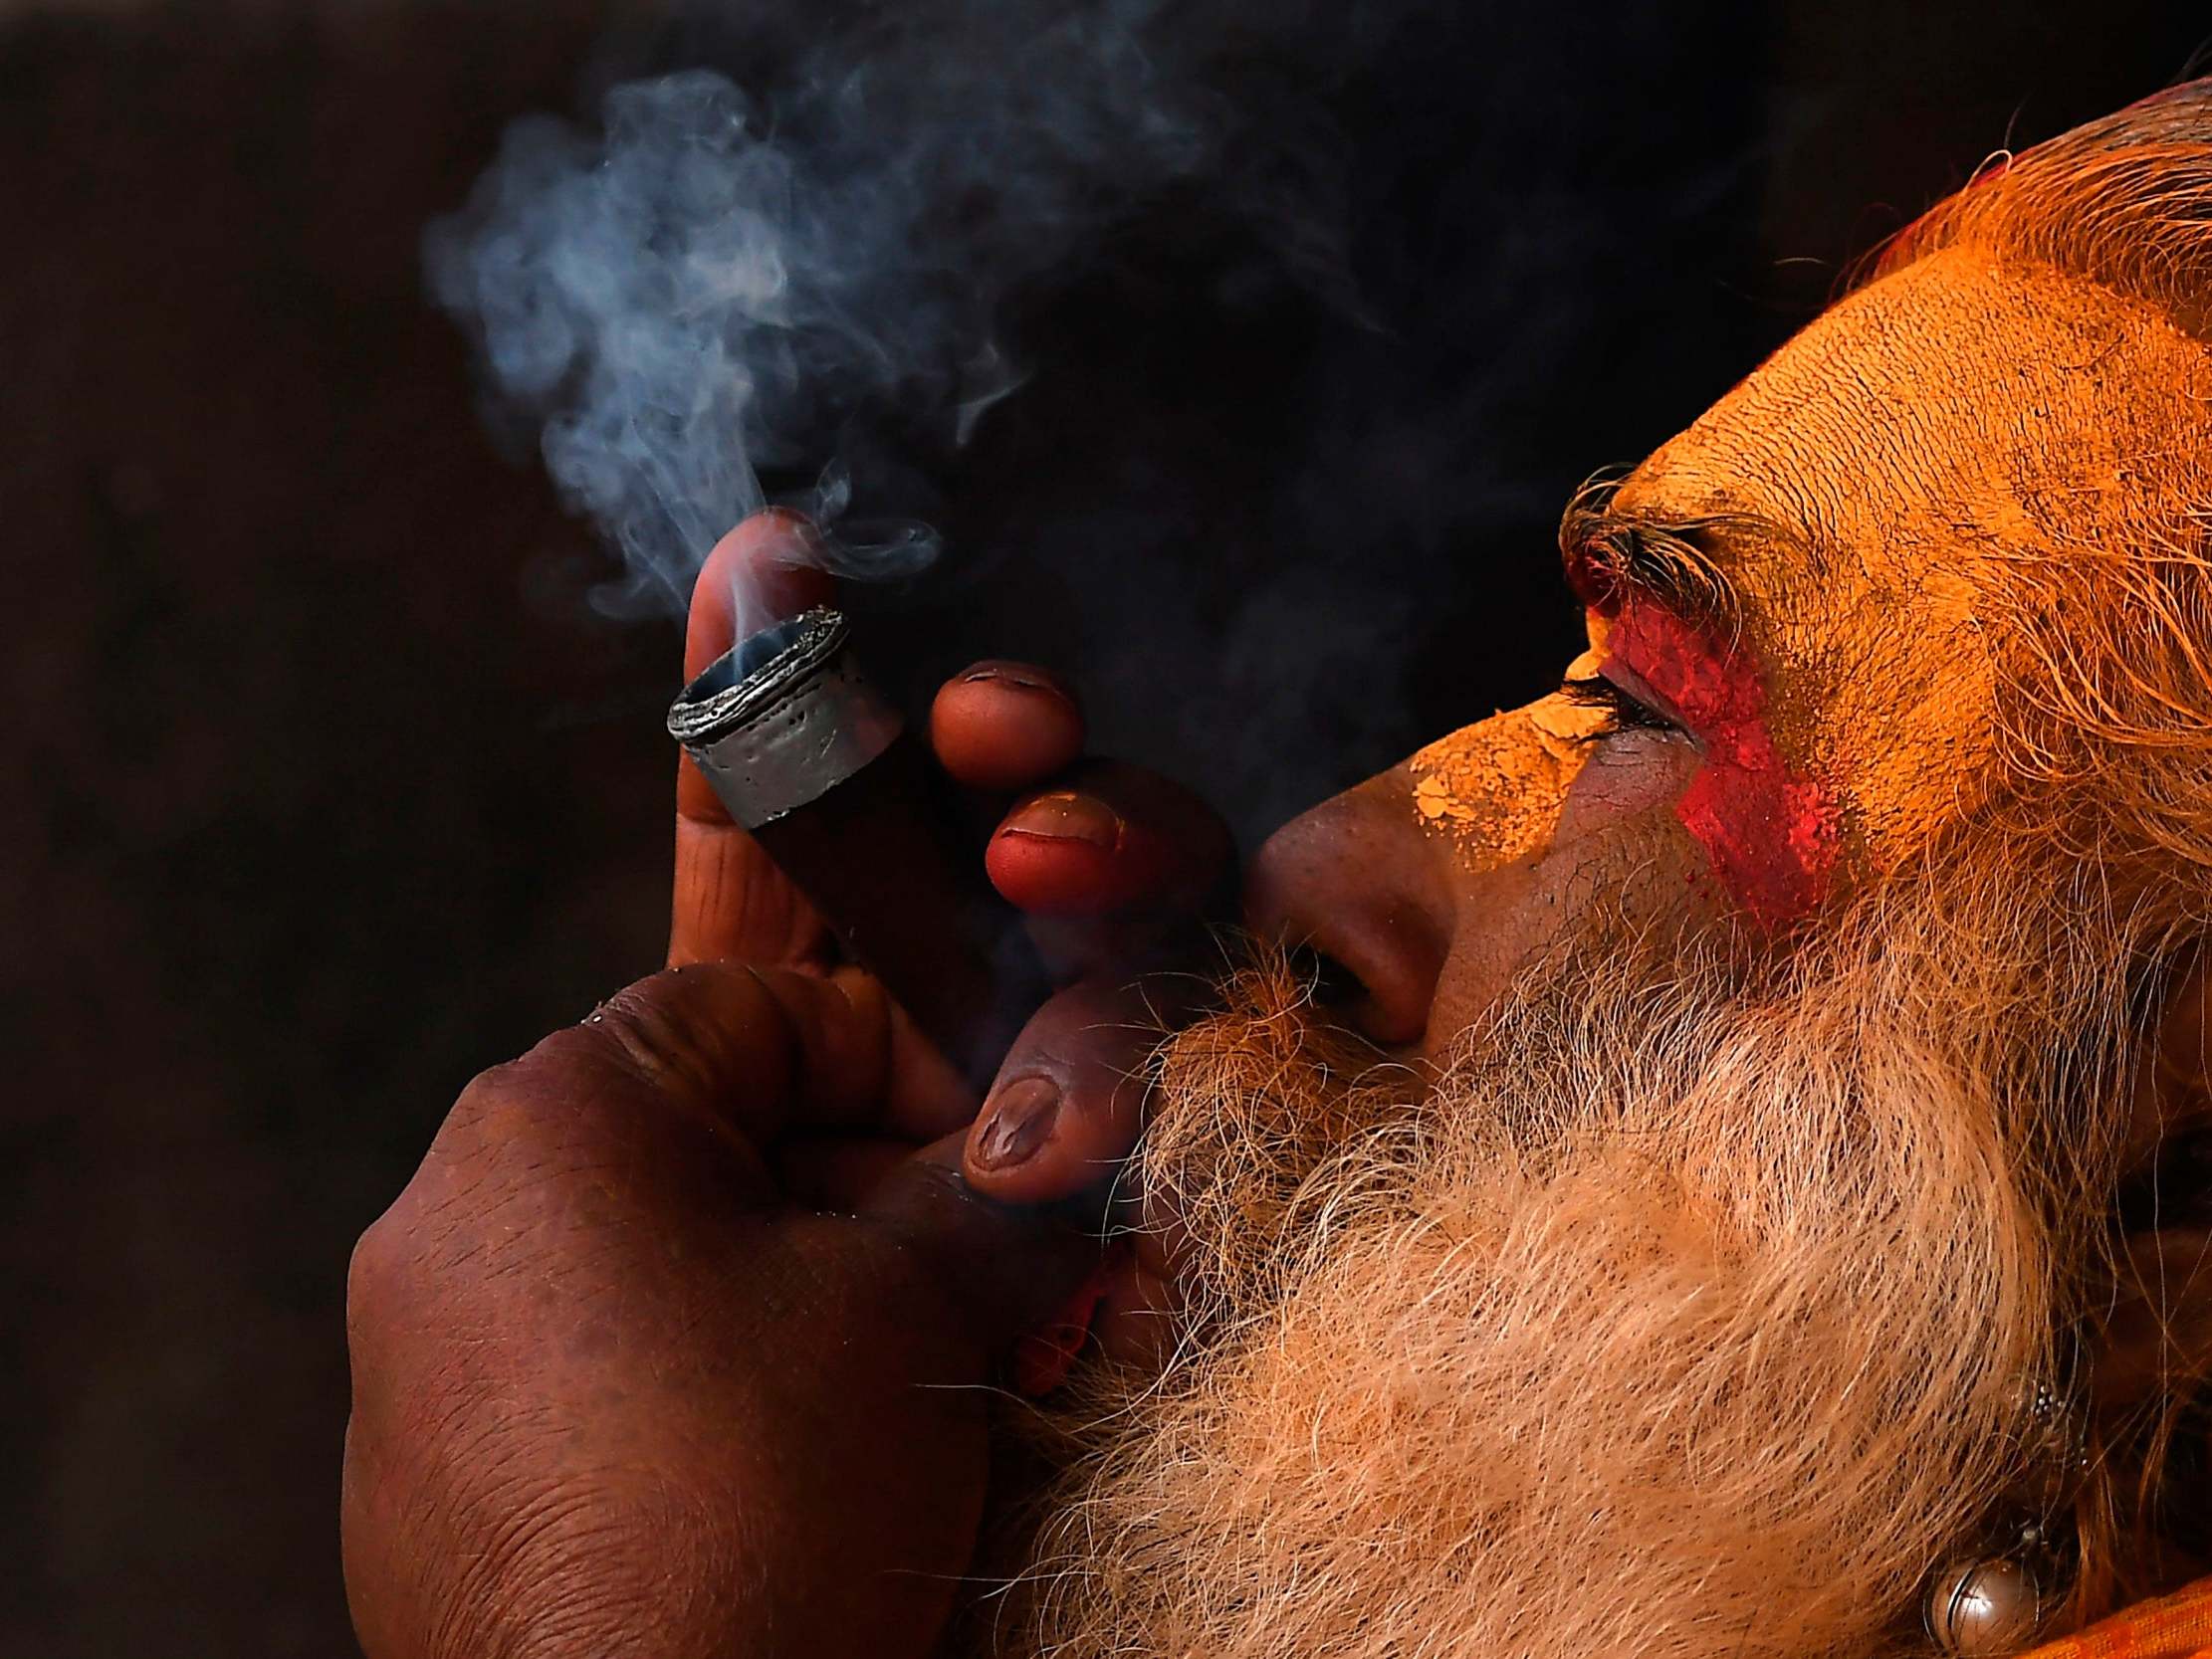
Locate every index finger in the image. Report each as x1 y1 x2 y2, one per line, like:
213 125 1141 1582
671 512 836 967
677 510 837 826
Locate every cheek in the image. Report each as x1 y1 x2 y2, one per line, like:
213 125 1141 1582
1559 728 1702 823
1548 733 1712 912
1675 751 1841 931
1427 758 1711 1064
1608 605 1841 931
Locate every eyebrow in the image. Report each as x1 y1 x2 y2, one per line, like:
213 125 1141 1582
1557 478 1785 646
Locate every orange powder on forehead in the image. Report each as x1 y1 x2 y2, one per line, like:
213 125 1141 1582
1617 248 2212 867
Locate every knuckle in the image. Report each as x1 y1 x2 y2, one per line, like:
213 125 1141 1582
588 996 700 1096
448 1057 528 1128
345 1215 404 1343
440 1053 579 1158
348 1067 556 1350
574 968 767 1101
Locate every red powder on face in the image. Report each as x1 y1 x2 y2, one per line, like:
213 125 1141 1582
1606 601 1840 930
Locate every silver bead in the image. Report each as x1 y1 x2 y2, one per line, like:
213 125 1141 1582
2006 1376 2088 1512
1925 1555 2045 1658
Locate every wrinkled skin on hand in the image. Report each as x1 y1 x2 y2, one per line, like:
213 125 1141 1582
341 961 1093 1659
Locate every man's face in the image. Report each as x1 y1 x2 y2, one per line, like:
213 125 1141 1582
1248 243 2212 1059
1010 247 2212 1659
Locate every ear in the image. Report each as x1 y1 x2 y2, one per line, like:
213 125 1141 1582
2090 950 2212 1417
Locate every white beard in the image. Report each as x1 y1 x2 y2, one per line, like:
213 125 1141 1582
994 901 2111 1659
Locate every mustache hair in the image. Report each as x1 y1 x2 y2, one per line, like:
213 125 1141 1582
1120 956 1415 1327
988 862 2150 1659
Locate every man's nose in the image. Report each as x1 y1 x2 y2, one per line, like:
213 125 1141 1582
1242 769 1453 1047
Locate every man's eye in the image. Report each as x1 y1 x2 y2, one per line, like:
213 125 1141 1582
1559 673 1678 741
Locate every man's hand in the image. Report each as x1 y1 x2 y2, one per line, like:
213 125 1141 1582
342 961 1090 1659
343 513 1231 1659
670 512 1231 1372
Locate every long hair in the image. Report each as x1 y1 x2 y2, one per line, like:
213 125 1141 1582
1862 83 2212 1598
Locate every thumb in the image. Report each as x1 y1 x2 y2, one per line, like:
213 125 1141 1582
863 1133 1106 1356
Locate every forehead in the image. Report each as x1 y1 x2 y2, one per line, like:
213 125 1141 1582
1605 246 2212 856
1614 246 2212 602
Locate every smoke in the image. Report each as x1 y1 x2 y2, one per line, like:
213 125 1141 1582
426 0 1350 620
425 1 1776 842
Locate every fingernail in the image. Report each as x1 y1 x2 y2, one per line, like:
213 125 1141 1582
972 1076 1061 1170
963 661 1066 698
1000 791 1121 850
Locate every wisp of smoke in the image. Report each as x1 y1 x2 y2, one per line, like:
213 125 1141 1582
425 0 1328 618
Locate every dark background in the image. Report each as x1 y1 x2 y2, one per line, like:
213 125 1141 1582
4 1 2206 1652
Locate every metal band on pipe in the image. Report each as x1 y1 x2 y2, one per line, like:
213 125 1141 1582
665 607 903 830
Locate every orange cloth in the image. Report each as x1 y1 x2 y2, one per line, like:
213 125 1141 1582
2024 1578 2212 1659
